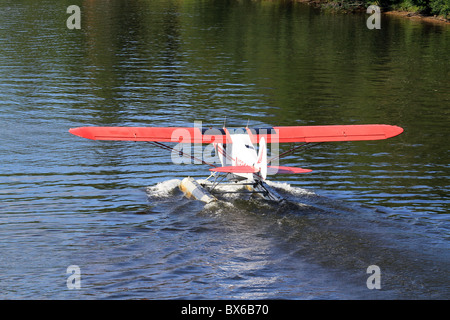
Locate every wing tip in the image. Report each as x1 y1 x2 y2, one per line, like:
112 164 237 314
385 125 404 139
69 127 95 140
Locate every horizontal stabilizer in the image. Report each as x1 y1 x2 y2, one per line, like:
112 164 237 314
210 166 259 174
268 166 312 174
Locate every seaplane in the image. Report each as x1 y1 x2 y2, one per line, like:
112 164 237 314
69 123 403 203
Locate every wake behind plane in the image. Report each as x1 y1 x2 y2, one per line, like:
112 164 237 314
69 123 403 203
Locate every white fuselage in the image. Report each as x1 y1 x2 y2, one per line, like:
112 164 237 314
215 133 258 181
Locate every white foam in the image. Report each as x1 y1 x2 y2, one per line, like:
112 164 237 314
203 199 235 211
146 178 315 202
146 179 181 198
265 180 316 197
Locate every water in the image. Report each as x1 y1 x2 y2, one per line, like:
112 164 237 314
0 0 448 299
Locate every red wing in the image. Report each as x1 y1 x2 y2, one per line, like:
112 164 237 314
264 125 403 143
69 124 403 144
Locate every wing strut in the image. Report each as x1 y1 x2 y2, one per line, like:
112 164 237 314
148 141 217 168
268 142 320 164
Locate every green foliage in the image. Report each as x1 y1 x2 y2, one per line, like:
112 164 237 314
393 0 450 16
397 0 431 13
429 0 450 17
315 0 449 17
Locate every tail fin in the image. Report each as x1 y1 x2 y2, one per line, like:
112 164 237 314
256 137 267 180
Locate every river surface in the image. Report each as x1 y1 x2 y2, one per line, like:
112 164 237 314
0 0 448 299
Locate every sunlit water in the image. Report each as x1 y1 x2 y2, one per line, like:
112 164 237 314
0 0 448 299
